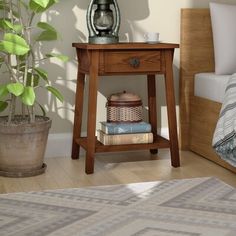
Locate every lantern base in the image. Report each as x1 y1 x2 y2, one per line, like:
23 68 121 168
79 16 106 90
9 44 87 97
88 35 119 44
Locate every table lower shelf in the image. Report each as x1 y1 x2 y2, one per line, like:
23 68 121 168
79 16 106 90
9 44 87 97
76 135 170 153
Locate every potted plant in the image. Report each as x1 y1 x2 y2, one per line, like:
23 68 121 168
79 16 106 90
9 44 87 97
0 0 68 177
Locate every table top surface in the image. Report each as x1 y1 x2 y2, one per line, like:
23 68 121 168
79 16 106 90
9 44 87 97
72 42 179 50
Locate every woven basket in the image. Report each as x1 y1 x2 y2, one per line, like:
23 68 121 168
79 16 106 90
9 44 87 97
106 91 143 123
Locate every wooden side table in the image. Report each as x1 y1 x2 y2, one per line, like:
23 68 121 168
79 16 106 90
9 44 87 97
72 43 180 174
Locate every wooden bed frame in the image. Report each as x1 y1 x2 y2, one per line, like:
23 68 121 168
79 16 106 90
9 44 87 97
179 9 236 173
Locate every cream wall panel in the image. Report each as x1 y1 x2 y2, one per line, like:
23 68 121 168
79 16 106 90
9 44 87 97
40 0 236 134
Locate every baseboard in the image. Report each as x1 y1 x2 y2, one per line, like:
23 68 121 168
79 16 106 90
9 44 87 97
45 128 169 158
45 133 73 158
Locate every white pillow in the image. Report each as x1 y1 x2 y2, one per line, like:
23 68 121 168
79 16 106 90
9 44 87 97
210 2 236 75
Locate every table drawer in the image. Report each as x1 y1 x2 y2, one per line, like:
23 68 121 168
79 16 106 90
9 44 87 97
104 50 161 73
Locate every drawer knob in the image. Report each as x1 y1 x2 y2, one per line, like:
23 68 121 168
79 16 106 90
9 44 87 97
129 58 140 68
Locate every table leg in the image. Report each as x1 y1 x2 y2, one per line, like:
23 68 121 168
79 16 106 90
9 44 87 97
86 50 99 174
71 71 85 159
164 50 180 167
147 74 158 154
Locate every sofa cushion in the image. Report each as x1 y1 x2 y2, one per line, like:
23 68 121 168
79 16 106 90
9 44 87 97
210 2 236 75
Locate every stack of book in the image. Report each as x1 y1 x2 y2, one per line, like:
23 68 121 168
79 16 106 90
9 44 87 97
97 121 153 145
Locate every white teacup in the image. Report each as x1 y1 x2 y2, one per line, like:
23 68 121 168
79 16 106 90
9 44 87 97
144 32 160 43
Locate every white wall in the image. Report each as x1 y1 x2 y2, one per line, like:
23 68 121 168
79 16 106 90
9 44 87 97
41 0 236 155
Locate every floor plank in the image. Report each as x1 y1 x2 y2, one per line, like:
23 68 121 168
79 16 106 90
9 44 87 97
0 150 235 193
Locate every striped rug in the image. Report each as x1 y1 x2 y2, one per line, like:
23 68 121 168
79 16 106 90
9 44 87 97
0 177 236 235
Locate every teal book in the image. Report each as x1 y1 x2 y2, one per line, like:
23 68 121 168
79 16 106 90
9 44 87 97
100 121 152 134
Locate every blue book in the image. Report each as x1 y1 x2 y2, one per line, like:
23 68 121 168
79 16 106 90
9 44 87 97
100 121 152 134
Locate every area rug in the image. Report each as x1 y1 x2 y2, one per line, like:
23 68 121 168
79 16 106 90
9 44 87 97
0 177 236 236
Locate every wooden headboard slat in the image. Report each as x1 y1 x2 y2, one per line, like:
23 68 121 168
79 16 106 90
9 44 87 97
179 9 215 149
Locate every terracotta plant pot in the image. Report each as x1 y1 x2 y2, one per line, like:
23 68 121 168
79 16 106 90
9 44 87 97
0 116 51 177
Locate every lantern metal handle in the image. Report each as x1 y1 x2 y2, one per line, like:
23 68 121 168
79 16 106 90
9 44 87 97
86 0 96 37
112 0 121 36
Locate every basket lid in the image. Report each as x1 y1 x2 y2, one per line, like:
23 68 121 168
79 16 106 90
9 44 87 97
108 91 141 102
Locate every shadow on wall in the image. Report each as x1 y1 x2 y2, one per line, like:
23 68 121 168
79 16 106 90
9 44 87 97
73 0 180 130
34 1 81 133
39 0 178 133
40 0 236 134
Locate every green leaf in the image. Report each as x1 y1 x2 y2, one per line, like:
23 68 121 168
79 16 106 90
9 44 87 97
12 63 26 72
0 101 8 112
1 33 30 55
37 22 56 31
7 83 24 96
34 67 48 83
26 73 39 87
18 54 27 62
0 19 14 30
46 53 69 62
29 0 58 13
31 0 50 8
0 42 5 52
13 24 23 33
4 20 14 29
36 23 58 41
36 101 46 116
0 56 4 67
26 73 33 86
36 30 57 41
0 84 9 99
21 87 36 106
18 62 26 71
46 86 63 102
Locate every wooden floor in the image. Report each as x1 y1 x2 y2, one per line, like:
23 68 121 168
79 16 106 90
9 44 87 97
0 150 235 193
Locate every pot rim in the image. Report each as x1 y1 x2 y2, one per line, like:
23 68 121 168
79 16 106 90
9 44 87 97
0 116 52 134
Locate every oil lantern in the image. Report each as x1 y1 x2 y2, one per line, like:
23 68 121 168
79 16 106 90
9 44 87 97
86 0 120 44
